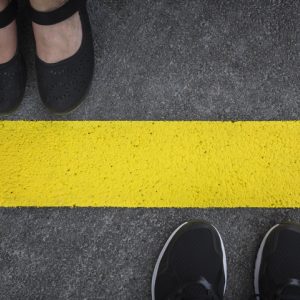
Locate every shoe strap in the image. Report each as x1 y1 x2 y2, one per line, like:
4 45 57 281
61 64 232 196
0 0 17 29
27 0 86 26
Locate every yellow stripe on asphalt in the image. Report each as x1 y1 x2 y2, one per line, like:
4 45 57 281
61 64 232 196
0 121 299 207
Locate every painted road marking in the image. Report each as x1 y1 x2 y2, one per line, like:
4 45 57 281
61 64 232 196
0 121 299 207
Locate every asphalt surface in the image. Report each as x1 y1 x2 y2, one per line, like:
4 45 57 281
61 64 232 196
0 0 300 299
2 208 300 300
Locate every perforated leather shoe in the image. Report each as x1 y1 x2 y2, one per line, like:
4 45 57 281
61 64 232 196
0 0 26 114
28 0 94 114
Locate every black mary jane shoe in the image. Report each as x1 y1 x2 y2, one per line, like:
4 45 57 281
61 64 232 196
0 0 26 115
28 0 94 114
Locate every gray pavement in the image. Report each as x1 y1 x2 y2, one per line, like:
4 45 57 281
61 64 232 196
0 0 300 299
2 208 300 300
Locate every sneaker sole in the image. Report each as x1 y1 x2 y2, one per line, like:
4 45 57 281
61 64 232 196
151 221 227 300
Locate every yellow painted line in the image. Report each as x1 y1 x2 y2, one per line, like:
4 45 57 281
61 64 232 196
0 121 299 207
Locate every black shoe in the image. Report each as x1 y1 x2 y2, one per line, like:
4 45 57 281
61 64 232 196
28 0 94 114
152 221 227 300
254 223 300 300
0 1 26 114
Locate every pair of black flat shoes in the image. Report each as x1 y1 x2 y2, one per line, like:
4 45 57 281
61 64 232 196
0 0 94 114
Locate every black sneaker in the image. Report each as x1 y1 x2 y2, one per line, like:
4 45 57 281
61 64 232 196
254 223 300 300
152 221 227 300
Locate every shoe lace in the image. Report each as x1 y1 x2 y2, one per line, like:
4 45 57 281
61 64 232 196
166 277 221 300
250 278 300 300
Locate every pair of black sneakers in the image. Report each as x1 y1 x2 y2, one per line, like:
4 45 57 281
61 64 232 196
152 221 300 300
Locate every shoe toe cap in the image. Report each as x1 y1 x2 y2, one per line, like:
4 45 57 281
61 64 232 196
40 82 88 114
37 51 94 114
0 55 26 114
0 92 23 114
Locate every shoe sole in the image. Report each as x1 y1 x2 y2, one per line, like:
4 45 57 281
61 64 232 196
151 221 227 300
254 224 280 299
